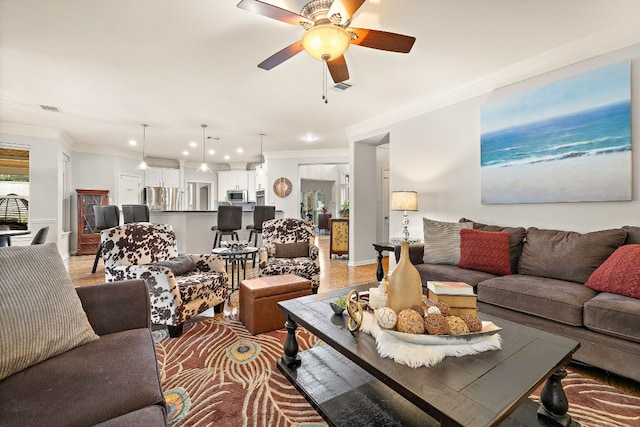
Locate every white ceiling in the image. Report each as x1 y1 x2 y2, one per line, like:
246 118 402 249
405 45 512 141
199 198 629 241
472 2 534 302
2 0 640 168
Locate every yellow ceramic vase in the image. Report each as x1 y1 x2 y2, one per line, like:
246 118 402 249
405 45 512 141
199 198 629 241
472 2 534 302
387 240 423 314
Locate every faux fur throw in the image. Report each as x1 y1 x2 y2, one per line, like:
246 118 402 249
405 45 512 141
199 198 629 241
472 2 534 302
359 311 502 368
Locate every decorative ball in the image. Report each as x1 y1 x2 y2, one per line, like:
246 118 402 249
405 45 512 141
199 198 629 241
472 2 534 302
426 306 442 315
446 316 470 335
376 307 398 330
396 309 425 334
424 313 448 335
435 302 452 317
460 313 483 333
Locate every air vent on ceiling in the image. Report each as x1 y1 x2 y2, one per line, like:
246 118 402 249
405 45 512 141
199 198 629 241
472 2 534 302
333 82 352 91
39 105 62 113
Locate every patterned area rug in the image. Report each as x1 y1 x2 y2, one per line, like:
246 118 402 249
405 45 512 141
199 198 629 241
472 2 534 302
154 316 640 427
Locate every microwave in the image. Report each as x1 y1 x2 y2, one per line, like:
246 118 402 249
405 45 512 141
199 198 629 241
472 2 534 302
226 189 248 203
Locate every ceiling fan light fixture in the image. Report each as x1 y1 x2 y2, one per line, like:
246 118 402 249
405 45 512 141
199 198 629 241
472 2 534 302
301 24 350 61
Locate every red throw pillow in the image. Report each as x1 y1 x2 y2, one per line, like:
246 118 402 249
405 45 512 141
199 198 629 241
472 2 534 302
585 244 640 299
458 228 512 275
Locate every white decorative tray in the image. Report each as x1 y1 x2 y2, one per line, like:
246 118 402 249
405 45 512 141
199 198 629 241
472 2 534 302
384 321 502 345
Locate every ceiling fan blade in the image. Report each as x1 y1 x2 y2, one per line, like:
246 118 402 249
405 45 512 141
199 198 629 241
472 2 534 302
237 0 313 27
328 0 366 24
349 28 416 53
327 55 350 83
258 41 304 70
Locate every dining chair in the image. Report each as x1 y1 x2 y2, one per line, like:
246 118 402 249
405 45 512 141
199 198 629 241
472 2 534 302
92 205 120 273
122 204 150 224
30 226 49 245
0 224 10 247
211 205 242 249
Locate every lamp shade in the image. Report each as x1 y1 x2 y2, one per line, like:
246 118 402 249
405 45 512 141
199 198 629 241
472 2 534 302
391 191 418 211
301 24 350 61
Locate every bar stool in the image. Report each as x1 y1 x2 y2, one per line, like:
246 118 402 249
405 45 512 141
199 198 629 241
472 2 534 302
92 205 120 273
211 205 242 249
122 204 150 223
246 205 276 266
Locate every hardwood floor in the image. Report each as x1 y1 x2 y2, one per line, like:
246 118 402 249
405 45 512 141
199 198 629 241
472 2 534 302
68 234 388 292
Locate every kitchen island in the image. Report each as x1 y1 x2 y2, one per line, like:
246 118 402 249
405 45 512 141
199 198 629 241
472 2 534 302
149 210 284 254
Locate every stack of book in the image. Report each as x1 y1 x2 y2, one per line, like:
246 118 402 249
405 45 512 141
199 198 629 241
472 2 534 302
426 281 477 316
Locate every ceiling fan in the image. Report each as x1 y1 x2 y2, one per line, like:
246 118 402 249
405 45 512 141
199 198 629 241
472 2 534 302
237 0 416 83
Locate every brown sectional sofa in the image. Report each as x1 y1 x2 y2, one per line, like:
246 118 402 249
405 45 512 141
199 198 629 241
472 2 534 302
0 279 167 426
396 220 640 383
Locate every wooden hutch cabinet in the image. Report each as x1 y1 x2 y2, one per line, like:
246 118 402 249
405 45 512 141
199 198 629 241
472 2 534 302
76 189 109 255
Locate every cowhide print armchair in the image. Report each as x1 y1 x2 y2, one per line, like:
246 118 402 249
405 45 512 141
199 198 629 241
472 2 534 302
101 223 229 337
258 217 320 293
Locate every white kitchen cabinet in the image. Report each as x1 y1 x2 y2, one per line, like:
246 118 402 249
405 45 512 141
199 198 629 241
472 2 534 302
217 171 255 201
145 168 180 188
255 171 267 192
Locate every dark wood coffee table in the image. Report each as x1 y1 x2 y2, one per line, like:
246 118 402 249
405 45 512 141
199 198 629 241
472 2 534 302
277 284 580 427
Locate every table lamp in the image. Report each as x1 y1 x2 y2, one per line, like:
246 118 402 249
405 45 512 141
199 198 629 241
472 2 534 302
391 191 418 241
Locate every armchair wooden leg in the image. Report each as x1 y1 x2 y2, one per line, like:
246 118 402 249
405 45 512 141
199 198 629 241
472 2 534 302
167 324 184 338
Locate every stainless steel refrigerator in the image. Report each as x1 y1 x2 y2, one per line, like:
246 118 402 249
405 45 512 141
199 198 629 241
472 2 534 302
144 187 182 211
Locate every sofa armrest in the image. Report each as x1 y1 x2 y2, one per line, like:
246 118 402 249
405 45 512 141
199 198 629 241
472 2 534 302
75 279 151 336
394 243 425 265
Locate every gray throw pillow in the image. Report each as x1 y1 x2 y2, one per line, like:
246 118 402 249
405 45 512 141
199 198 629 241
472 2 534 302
518 227 626 283
148 254 196 276
0 244 99 381
423 218 472 265
275 242 309 258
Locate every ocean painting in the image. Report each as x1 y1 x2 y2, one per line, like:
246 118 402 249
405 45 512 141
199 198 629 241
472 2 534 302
481 60 631 204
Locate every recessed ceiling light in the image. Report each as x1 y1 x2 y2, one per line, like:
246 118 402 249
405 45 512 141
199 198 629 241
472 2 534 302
224 155 230 161
208 149 215 155
237 148 243 153
189 141 197 148
129 140 137 146
182 151 189 156
302 135 317 142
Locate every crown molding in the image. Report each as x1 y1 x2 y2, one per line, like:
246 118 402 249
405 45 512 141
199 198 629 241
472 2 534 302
346 21 640 141
265 148 349 159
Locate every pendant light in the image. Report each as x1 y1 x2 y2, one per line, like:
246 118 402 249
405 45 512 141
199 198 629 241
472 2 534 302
135 124 151 170
256 133 266 176
196 124 212 173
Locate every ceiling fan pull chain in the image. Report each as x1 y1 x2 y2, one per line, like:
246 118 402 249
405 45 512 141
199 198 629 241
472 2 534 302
322 62 328 104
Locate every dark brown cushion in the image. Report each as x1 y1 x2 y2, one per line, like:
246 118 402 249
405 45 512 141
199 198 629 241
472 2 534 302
585 244 640 299
458 229 511 276
622 225 640 244
477 275 597 326
275 242 309 258
0 329 164 426
584 292 640 343
459 218 526 273
517 227 626 283
148 254 195 276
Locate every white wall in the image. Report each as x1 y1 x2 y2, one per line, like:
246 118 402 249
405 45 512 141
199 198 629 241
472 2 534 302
348 43 640 244
0 123 71 258
266 149 349 218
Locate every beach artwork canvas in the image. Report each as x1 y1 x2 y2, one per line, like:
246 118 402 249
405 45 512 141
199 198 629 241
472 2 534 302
481 60 631 204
